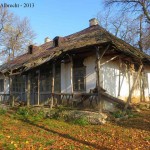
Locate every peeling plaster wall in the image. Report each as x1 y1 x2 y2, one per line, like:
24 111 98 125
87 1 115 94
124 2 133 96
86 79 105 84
60 54 150 103
61 63 72 93
83 55 96 92
144 66 150 102
4 77 9 94
0 75 9 94
101 58 129 100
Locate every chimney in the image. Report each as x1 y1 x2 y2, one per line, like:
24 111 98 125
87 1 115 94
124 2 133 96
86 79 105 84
28 45 33 54
89 18 99 27
45 37 51 43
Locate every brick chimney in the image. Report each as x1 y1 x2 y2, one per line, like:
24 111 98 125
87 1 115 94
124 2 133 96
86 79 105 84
89 18 99 27
28 45 33 54
45 37 51 43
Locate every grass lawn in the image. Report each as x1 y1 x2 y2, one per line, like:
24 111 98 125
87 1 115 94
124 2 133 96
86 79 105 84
0 107 149 150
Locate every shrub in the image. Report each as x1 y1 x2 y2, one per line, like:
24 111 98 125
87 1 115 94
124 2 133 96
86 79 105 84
73 117 89 126
30 110 45 122
16 107 29 120
112 109 135 119
112 110 124 118
0 108 7 115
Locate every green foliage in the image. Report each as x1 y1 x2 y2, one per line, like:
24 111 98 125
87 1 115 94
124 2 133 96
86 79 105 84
2 143 16 150
144 136 150 141
16 107 29 120
112 109 136 118
49 106 69 120
72 117 89 126
30 110 45 122
0 108 7 115
16 107 45 122
45 140 55 146
112 110 124 118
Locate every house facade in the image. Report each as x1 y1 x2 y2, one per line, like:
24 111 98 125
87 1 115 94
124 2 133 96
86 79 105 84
0 18 150 108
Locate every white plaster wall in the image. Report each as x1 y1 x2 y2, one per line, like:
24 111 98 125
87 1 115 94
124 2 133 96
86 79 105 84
0 75 9 94
61 63 72 93
60 54 149 102
83 55 96 92
148 73 150 98
4 77 9 94
144 67 150 101
101 59 129 100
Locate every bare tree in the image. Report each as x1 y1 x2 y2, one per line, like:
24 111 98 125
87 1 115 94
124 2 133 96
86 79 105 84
100 1 150 52
0 7 36 62
105 0 150 23
3 17 35 60
97 10 141 49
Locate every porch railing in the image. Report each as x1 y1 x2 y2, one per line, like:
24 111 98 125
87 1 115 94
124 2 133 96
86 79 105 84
0 92 98 108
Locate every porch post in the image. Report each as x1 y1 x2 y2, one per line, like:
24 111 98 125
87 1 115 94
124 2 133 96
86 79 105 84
70 56 73 93
37 70 40 105
9 76 14 106
96 47 103 113
124 64 143 110
95 45 110 113
51 63 55 109
27 73 31 107
118 57 121 97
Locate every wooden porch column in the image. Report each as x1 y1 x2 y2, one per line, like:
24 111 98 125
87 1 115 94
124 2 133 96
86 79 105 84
124 64 143 110
70 56 73 93
51 63 55 109
27 73 31 107
37 70 40 105
118 57 121 97
96 47 103 113
95 45 110 113
9 76 14 107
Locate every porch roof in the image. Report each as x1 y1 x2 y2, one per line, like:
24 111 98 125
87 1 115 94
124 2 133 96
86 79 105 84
0 24 150 74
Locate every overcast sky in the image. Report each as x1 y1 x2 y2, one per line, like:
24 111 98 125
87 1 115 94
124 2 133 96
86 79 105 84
1 0 103 45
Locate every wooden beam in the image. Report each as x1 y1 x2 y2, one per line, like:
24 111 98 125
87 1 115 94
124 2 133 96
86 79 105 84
100 55 119 66
27 73 31 107
70 56 73 93
37 70 40 105
50 63 55 109
118 57 121 97
124 65 143 110
95 45 110 113
96 47 102 113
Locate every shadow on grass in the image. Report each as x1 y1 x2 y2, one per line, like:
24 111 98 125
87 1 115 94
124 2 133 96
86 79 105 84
20 119 110 150
116 111 150 132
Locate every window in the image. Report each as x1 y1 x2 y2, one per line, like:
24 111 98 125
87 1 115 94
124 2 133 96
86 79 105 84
40 71 52 92
0 79 4 92
55 64 61 92
12 76 25 92
73 59 86 92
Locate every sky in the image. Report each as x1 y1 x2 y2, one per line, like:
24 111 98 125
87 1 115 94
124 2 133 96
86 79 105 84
1 0 103 45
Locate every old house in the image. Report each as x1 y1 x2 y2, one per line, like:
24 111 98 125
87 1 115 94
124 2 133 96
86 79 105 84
0 18 150 110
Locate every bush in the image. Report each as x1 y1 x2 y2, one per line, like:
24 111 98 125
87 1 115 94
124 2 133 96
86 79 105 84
112 109 135 119
16 107 45 122
30 109 45 122
0 108 7 115
73 117 89 126
16 107 29 120
112 110 124 118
